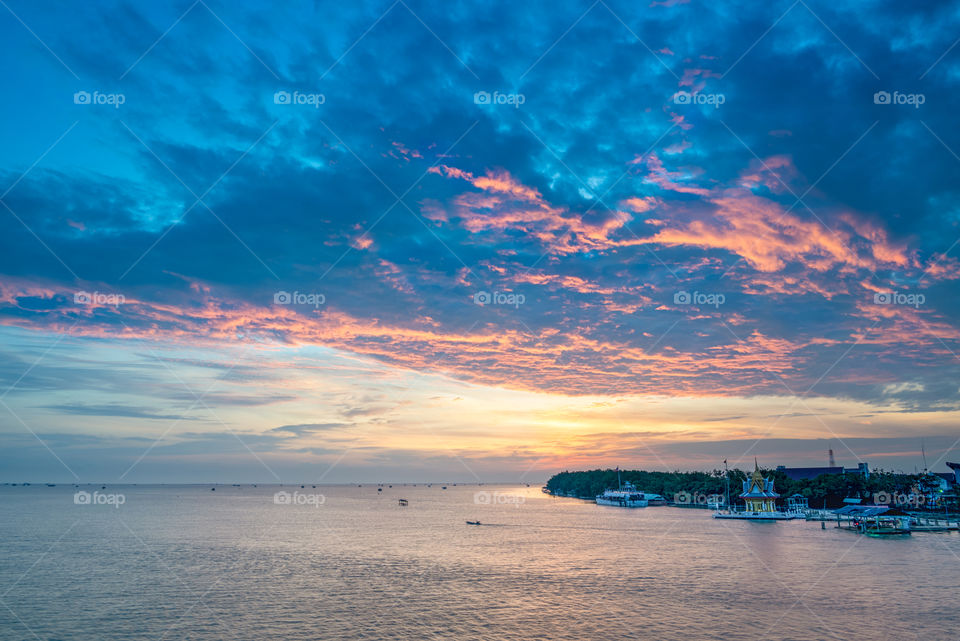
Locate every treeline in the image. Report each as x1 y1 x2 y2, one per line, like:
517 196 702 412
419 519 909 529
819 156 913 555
544 468 937 509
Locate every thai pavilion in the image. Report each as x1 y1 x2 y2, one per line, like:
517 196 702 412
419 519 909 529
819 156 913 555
740 463 780 513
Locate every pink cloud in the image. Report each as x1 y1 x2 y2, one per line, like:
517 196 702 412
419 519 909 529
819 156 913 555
639 153 712 195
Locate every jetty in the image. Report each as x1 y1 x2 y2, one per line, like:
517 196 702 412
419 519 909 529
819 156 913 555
831 505 960 534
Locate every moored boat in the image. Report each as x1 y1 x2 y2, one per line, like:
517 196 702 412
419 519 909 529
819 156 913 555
861 517 911 536
596 470 649 508
639 492 667 506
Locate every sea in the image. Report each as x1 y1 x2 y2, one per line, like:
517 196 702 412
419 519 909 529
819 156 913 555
0 483 956 640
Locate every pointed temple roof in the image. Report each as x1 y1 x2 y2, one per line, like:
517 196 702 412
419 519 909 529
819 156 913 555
739 461 779 499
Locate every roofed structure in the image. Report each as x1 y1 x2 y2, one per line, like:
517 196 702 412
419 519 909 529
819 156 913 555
946 462 960 484
740 462 779 512
776 462 870 480
776 466 843 480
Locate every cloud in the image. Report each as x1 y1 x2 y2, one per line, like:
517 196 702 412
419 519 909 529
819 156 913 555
38 403 194 421
2 0 960 480
270 423 349 436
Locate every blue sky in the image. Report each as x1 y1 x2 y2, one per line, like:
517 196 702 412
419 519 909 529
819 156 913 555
2 0 960 482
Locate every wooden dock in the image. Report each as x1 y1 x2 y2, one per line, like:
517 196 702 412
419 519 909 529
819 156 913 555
831 513 959 533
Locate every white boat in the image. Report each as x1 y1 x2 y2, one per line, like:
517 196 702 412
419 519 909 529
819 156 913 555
596 477 648 508
639 492 667 506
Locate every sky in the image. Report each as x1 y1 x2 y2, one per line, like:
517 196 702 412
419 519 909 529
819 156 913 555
1 0 960 483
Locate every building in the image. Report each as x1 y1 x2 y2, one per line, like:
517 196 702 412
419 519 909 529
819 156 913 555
946 462 960 484
785 494 808 512
776 465 842 480
776 462 870 481
933 473 954 490
740 464 779 512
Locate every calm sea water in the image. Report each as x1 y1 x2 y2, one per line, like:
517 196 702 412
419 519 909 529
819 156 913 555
0 484 956 640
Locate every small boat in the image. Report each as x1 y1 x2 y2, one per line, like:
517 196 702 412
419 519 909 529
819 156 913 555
398 499 408 506
859 517 911 536
466 520 481 525
441 486 447 490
